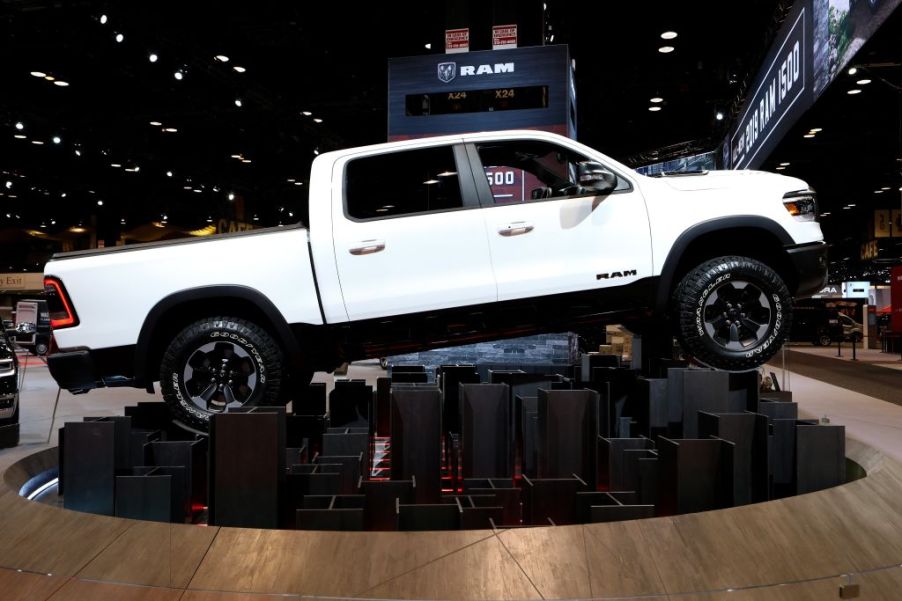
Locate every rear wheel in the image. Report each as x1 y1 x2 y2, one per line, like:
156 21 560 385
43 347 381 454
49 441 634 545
160 316 284 432
674 256 791 371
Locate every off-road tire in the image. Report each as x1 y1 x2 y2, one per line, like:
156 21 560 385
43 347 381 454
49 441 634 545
674 256 791 371
160 316 283 432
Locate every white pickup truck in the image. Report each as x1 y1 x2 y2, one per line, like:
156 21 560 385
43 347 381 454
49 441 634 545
44 130 827 430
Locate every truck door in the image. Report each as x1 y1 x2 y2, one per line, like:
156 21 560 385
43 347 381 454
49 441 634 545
331 143 497 321
467 139 653 302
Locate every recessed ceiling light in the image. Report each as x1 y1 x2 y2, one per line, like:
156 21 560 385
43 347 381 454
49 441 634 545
848 67 858 75
99 14 108 24
234 99 243 107
166 170 173 177
149 121 162 126
294 181 303 186
214 55 229 63
874 190 884 194
660 31 678 40
31 140 44 145
313 118 323 123
52 136 61 144
53 80 69 87
110 163 121 168
650 97 663 103
881 186 891 190
97 200 103 206
162 127 178 132
301 111 312 116
29 71 46 78
174 71 184 80
775 166 786 170
779 162 790 166
648 106 662 112
803 133 816 138
658 46 675 54
232 65 246 73
847 88 862 95
14 122 24 130
230 154 243 159
241 159 251 163
44 75 55 81
114 33 124 43
13 134 26 139
856 79 871 85
424 43 432 49
809 128 822 133
148 53 158 63
228 192 235 200
74 149 81 156
848 203 856 207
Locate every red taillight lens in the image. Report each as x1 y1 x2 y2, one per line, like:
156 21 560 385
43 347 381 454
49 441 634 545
43 276 79 329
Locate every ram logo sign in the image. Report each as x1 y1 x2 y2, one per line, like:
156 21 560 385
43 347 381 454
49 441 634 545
437 62 515 83
596 270 637 280
437 62 456 83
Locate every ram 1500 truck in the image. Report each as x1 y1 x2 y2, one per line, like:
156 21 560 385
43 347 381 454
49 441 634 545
44 130 827 430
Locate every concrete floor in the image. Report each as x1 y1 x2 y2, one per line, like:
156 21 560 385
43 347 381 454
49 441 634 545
2 349 901 471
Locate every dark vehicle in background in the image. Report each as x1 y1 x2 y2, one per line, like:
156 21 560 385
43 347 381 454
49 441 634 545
0 329 19 448
790 305 863 346
12 299 51 356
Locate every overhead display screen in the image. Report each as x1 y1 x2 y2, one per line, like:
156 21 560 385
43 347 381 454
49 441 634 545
405 85 549 116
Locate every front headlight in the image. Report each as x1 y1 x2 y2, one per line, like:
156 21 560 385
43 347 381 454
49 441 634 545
783 189 818 222
0 358 14 378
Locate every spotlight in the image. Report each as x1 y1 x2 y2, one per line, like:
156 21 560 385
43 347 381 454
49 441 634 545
301 111 312 116
115 33 124 43
228 192 235 201
848 67 858 75
53 81 69 87
856 79 871 85
715 112 724 121
14 122 24 130
74 149 81 156
148 53 158 63
5 181 11 189
52 136 61 144
162 127 178 133
648 106 662 112
29 71 46 78
847 89 862 95
658 46 675 54
234 98 243 107
99 14 108 25
650 97 663 103
166 170 173 177
174 70 184 80
97 200 104 206
424 43 432 49
313 118 323 123
660 31 678 40
214 55 229 63
233 65 246 73
149 121 162 126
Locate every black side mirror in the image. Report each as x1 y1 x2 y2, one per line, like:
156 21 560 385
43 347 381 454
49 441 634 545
578 161 618 194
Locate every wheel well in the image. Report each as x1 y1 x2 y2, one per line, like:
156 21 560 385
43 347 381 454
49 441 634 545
141 296 290 389
663 227 797 311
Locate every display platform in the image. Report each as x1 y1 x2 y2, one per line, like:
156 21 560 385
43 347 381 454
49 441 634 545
2 436 902 600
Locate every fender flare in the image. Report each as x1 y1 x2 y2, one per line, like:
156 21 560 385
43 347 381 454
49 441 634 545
654 215 794 313
134 285 302 388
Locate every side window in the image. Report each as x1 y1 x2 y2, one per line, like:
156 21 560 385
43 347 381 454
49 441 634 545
345 146 463 220
475 141 629 205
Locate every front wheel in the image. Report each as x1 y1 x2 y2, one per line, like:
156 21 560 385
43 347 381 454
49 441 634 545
673 256 792 371
160 316 284 432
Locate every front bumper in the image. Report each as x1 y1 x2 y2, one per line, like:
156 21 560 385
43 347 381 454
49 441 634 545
786 241 828 298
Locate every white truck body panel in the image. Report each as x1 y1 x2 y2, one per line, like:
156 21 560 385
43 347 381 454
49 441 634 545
46 227 323 350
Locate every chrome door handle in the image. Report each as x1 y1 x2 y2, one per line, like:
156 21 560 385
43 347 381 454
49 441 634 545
349 240 385 255
498 221 534 236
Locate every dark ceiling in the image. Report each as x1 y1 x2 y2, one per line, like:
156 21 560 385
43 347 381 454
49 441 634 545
1 0 899 280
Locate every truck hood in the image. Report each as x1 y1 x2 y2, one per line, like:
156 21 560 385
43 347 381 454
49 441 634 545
655 169 808 194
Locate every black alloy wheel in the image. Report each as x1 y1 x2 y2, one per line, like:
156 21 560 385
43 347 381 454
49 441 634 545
160 316 283 432
674 256 792 371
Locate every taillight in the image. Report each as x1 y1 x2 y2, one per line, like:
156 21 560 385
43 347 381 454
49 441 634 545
43 276 79 329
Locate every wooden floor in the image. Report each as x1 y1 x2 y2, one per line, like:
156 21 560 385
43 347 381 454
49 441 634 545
2 438 902 600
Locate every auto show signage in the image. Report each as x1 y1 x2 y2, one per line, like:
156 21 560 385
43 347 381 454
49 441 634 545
492 24 517 50
388 45 576 140
727 0 902 168
445 28 469 54
730 8 807 169
892 266 902 333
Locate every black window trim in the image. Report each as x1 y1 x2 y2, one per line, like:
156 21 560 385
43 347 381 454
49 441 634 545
464 141 634 209
341 143 480 223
